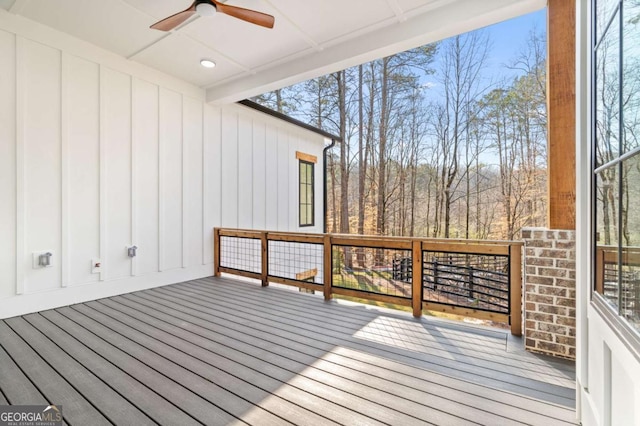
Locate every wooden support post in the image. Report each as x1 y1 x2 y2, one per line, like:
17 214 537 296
261 232 269 287
509 244 523 336
213 228 221 277
412 240 423 318
323 234 332 301
547 0 576 230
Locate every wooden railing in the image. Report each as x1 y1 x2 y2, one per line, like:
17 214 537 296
214 228 523 335
595 246 640 320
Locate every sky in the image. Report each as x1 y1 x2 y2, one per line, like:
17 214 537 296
483 8 546 75
420 8 546 98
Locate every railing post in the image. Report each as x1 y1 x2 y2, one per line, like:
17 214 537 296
261 231 269 287
214 228 221 277
595 247 604 294
509 244 523 336
323 234 332 301
412 240 422 318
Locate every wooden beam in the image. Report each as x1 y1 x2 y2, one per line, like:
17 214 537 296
295 151 317 164
295 268 318 281
547 0 576 230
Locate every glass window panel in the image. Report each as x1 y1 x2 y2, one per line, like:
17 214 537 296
595 166 621 310
597 0 621 41
299 163 306 184
299 161 314 226
306 205 313 224
595 9 621 167
300 206 307 225
623 0 640 154
621 154 640 331
300 183 307 203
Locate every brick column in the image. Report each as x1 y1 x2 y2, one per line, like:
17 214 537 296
521 228 576 360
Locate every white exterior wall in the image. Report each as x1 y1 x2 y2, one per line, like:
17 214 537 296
576 1 640 425
0 13 325 319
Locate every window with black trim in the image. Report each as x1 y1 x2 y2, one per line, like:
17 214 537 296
593 0 640 334
299 160 314 227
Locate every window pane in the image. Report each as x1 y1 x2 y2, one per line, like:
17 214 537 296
595 9 621 167
623 0 640 154
300 182 307 203
299 161 314 226
299 164 307 185
621 154 640 331
597 0 621 41
306 205 313 225
595 166 621 310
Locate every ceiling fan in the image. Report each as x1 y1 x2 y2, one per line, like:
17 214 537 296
150 0 275 31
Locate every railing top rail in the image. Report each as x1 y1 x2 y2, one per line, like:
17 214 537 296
215 228 523 248
597 245 640 265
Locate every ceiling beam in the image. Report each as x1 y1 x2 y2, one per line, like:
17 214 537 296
205 0 546 104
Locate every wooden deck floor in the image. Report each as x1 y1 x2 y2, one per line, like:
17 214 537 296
0 276 577 425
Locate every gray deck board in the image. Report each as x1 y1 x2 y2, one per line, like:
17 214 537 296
0 275 578 426
143 282 576 420
184 279 575 384
0 344 48 405
5 316 155 426
149 282 575 403
52 306 245 426
0 321 111 426
23 312 201 426
103 296 462 425
111 292 563 426
87 299 372 426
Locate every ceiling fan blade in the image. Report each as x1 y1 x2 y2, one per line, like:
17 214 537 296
150 3 197 31
213 1 275 29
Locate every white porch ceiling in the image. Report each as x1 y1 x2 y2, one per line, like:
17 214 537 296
2 0 546 104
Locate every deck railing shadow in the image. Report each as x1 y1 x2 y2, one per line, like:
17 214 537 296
214 228 524 335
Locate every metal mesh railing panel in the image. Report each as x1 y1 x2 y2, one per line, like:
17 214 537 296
332 246 412 299
268 240 324 284
220 236 261 274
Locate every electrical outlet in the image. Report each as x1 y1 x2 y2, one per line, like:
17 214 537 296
91 258 102 274
32 251 53 269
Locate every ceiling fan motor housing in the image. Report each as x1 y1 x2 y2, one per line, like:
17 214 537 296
195 1 217 16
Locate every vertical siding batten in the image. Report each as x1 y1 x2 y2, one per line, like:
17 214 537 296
98 64 107 281
157 84 164 272
182 94 187 269
15 35 24 295
0 30 17 299
130 77 138 277
60 51 68 287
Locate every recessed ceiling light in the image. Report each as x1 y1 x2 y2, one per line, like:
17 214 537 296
200 59 216 69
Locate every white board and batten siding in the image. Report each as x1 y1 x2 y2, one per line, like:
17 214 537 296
0 13 326 319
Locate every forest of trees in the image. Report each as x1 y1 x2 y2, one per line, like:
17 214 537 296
253 28 548 241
